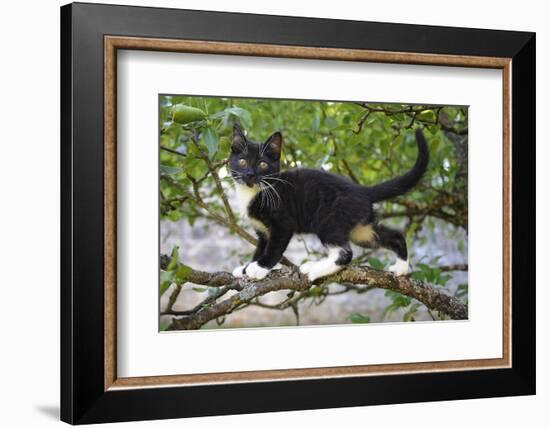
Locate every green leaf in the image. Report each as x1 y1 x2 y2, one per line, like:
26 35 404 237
167 247 179 271
225 107 252 128
167 210 181 222
202 126 219 158
427 125 439 135
174 265 192 283
416 263 431 272
417 109 436 123
410 271 426 281
207 110 226 120
160 164 182 175
324 116 337 128
403 302 422 322
350 313 371 324
367 257 385 270
384 290 411 309
456 283 469 300
192 287 207 293
309 286 322 297
159 319 171 331
311 115 320 131
160 270 173 295
437 273 453 286
160 121 182 140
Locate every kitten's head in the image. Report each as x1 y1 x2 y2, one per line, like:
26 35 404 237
229 123 283 187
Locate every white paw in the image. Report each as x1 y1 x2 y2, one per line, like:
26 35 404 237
299 261 316 274
232 264 248 277
272 263 283 270
305 269 324 282
388 258 410 276
300 260 342 282
245 261 270 280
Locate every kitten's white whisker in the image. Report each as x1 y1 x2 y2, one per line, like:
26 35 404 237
261 180 281 208
258 183 264 209
263 176 293 187
262 173 293 186
261 183 271 210
261 187 268 209
260 181 275 210
259 183 269 209
261 179 280 197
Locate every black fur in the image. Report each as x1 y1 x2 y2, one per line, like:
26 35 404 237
230 124 429 271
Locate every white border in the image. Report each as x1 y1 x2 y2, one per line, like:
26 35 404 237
117 50 503 378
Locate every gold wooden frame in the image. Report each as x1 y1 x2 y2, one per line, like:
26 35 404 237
104 36 512 391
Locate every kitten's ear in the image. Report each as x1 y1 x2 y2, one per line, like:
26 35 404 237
264 132 283 159
232 123 246 153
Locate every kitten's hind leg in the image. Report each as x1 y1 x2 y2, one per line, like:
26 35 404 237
373 224 409 275
299 244 352 282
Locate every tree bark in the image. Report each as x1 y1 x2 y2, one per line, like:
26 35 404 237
166 264 468 330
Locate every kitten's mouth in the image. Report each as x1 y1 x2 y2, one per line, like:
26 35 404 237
243 178 257 187
234 176 257 188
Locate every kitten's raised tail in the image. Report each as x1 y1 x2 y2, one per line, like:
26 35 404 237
368 128 429 202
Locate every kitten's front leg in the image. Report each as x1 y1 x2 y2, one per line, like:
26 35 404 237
232 232 269 278
232 263 249 278
243 261 270 280
232 261 283 278
244 229 292 280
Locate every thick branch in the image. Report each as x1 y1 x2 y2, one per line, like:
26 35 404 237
167 264 468 330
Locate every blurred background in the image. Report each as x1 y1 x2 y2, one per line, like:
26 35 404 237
159 96 468 329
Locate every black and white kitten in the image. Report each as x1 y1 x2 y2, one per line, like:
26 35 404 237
229 123 429 281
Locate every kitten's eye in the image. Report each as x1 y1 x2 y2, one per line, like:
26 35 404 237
238 158 247 167
259 161 269 170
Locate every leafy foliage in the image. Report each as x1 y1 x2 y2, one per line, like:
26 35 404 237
349 313 371 324
411 263 453 286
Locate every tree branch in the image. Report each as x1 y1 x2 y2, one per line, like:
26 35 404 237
166 264 468 330
189 131 237 224
160 145 186 157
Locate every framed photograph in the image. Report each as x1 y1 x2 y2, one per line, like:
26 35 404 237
61 2 535 424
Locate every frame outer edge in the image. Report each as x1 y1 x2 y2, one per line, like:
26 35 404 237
63 3 535 423
60 3 75 424
74 2 533 58
510 33 536 391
